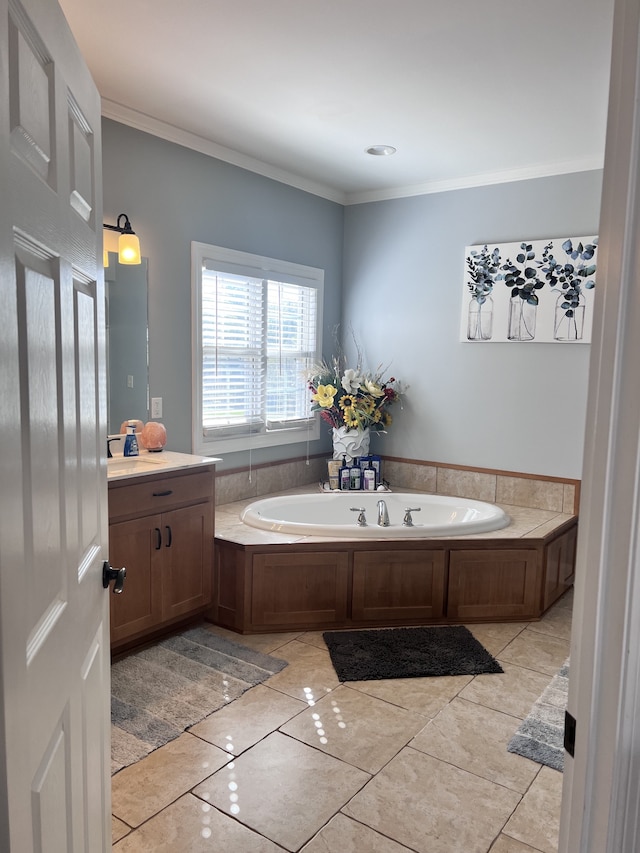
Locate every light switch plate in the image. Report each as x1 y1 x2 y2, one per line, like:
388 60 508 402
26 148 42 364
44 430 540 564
151 397 162 418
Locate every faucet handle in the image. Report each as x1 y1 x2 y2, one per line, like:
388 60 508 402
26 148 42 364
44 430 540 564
403 507 421 526
107 435 123 458
350 507 367 526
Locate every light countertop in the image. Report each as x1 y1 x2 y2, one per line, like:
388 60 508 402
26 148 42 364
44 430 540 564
107 449 221 481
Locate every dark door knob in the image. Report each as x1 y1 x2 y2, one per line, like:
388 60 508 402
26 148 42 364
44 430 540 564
102 561 126 594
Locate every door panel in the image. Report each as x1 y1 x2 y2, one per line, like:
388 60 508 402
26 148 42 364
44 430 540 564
0 0 109 850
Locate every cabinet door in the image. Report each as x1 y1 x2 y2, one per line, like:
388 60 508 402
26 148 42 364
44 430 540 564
251 552 349 629
109 515 163 644
161 502 214 621
543 524 577 610
352 550 446 622
448 548 541 621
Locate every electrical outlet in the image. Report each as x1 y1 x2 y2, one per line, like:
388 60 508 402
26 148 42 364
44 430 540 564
127 375 134 388
151 397 163 418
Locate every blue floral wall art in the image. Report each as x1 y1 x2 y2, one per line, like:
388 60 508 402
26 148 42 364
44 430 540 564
461 236 598 343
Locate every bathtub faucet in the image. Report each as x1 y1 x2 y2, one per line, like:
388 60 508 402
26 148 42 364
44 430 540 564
377 499 390 526
350 507 368 526
403 507 421 527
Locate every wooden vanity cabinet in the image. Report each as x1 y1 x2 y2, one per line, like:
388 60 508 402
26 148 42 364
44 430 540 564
108 466 215 650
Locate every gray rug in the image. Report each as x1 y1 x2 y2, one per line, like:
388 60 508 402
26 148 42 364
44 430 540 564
111 626 287 775
323 626 503 681
507 658 569 772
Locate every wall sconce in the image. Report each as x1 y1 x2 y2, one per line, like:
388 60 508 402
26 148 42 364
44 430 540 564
103 214 141 266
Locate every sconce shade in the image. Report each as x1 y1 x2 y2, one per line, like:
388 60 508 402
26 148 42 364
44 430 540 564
103 213 141 265
118 232 141 264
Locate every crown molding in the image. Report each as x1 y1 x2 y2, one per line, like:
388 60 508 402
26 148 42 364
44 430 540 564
101 98 347 205
344 157 605 205
102 99 604 207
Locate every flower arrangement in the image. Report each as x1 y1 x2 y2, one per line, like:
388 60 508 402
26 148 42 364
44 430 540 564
307 353 402 433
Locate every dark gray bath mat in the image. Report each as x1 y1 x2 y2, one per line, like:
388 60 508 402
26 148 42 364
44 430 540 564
323 625 503 681
110 625 287 775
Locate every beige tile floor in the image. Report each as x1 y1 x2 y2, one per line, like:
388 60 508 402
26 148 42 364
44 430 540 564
111 590 572 852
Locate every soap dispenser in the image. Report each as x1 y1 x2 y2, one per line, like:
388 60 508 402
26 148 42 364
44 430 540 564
123 421 139 457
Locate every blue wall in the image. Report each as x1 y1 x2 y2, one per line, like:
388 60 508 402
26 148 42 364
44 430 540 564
343 171 603 478
102 119 344 470
103 118 602 478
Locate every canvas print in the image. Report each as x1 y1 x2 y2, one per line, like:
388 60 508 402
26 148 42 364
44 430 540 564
460 236 598 343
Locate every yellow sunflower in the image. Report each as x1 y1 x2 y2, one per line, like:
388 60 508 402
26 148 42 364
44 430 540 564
358 395 376 415
339 394 357 411
342 407 359 427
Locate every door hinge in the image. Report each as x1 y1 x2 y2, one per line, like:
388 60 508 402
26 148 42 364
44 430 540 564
564 710 576 757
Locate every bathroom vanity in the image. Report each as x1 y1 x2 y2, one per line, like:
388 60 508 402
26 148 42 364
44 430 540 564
107 451 218 652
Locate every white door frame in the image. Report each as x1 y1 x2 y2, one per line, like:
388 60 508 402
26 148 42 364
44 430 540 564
560 0 640 848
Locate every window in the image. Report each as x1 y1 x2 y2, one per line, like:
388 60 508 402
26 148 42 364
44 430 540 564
191 242 323 454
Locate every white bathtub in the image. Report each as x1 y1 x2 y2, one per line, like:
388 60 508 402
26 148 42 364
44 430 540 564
240 492 510 538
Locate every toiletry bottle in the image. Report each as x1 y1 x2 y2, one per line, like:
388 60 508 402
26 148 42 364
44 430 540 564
123 421 139 457
363 461 376 491
339 455 350 490
370 454 381 486
327 459 341 491
350 464 361 490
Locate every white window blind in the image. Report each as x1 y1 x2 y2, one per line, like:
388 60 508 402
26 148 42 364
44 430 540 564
192 242 323 455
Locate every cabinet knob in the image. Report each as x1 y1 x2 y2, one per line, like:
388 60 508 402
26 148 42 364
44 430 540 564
102 561 126 594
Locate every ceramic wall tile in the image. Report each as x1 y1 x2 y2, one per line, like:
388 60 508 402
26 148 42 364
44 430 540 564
384 460 437 492
436 468 497 502
215 471 258 505
563 483 577 514
496 476 565 512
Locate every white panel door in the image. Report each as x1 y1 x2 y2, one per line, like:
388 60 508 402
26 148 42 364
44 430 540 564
0 0 110 850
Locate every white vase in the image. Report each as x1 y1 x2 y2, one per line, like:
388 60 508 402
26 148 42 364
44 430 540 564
332 426 371 463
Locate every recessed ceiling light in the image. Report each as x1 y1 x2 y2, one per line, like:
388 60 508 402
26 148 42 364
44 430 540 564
366 145 397 156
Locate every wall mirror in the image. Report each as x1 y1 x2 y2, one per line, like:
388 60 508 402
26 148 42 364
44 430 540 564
106 253 149 434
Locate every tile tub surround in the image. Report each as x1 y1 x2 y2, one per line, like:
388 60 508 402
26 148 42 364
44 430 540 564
112 592 573 852
214 455 580 516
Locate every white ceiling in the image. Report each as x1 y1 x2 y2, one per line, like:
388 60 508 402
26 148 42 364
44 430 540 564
59 0 615 205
